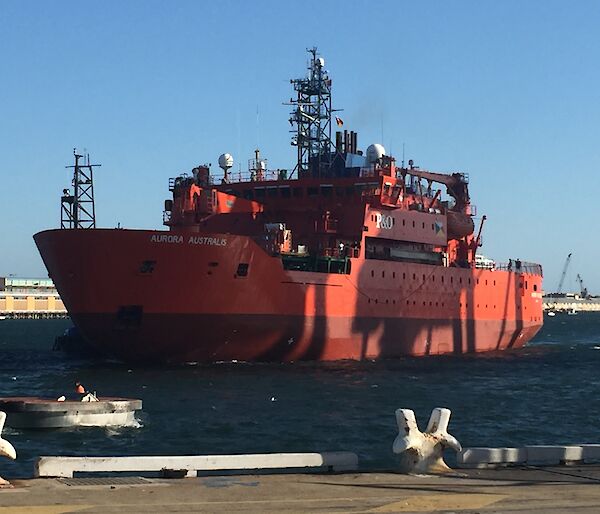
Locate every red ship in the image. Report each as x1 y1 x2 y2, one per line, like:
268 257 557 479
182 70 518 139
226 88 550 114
35 48 543 364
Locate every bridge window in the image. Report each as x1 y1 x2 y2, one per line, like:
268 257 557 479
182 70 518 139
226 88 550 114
320 185 333 197
307 187 319 197
293 187 303 198
280 187 291 198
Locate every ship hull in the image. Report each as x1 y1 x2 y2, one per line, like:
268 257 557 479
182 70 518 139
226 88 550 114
34 228 543 364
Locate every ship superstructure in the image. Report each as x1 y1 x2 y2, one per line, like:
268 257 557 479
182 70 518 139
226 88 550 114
34 48 543 363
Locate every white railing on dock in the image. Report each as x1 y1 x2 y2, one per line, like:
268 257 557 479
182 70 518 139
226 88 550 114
457 445 600 468
35 452 359 478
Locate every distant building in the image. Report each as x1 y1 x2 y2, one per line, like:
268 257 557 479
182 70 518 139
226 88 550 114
0 276 67 319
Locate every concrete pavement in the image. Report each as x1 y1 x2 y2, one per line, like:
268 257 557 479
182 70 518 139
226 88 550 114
2 466 600 513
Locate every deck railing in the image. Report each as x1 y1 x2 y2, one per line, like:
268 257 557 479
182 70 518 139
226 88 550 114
496 260 543 276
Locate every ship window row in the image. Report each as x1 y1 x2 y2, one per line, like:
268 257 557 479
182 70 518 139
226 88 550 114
367 298 541 322
368 216 441 232
369 269 498 288
236 184 379 201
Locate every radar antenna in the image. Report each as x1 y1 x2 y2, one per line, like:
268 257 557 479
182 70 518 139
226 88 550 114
61 149 101 229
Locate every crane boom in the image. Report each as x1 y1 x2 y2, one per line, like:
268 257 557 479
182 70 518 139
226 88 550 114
576 274 588 299
403 169 470 210
557 253 572 294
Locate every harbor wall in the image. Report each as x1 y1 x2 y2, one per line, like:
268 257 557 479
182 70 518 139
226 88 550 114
543 296 600 312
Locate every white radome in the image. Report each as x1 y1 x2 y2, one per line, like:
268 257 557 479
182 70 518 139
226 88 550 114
218 153 234 171
366 144 386 164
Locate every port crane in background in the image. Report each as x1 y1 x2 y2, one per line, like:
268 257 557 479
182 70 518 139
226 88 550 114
576 274 589 299
556 253 572 296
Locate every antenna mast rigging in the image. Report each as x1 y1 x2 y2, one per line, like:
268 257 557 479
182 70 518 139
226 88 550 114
61 149 101 229
288 47 334 178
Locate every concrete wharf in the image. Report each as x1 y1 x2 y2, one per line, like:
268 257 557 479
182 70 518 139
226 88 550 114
2 467 600 513
543 296 600 312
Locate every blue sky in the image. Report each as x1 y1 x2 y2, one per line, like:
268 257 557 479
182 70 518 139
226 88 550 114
1 1 599 293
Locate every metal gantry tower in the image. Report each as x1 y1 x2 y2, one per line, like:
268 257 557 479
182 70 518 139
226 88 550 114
61 149 101 229
288 47 335 178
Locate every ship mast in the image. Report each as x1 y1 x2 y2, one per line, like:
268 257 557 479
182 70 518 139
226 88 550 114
61 149 101 229
288 47 335 178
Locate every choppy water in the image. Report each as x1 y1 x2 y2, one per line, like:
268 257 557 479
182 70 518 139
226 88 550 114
1 314 600 478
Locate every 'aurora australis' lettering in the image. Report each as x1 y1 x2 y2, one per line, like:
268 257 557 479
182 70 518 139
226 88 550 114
188 236 227 246
149 234 227 246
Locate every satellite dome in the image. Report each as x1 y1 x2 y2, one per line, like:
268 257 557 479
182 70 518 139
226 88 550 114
218 153 234 171
317 57 325 68
366 144 386 164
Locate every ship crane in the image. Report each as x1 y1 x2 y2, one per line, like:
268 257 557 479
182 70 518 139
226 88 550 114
576 274 589 299
400 167 470 210
556 253 572 295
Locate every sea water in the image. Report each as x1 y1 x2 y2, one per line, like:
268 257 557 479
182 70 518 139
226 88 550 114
1 314 599 478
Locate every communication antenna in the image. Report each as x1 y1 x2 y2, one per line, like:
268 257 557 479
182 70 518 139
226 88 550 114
256 105 260 149
218 153 234 183
61 149 101 229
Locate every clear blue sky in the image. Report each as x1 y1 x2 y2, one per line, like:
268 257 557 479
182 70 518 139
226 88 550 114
1 0 599 293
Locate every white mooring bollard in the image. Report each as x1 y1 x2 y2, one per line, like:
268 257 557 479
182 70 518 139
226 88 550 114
0 411 17 488
392 408 461 474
